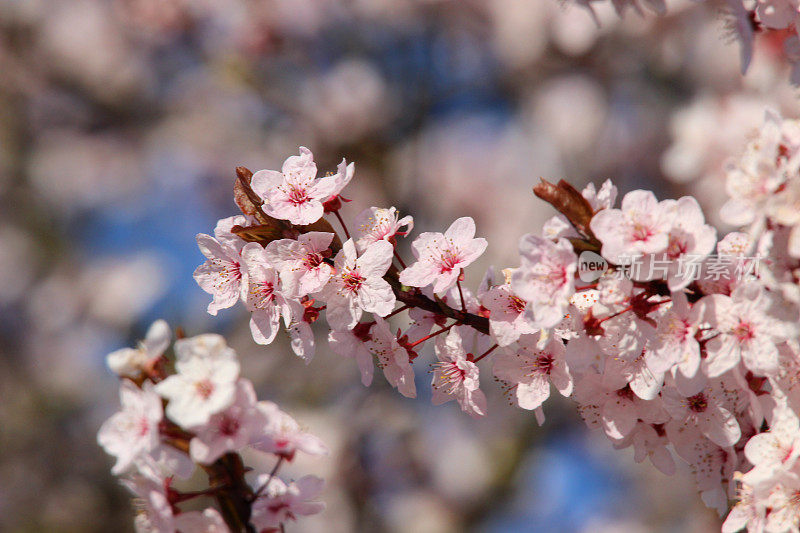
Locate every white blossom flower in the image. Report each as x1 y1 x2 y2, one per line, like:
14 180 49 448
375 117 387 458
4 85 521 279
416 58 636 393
106 319 170 378
189 380 267 465
97 381 163 475
154 334 240 429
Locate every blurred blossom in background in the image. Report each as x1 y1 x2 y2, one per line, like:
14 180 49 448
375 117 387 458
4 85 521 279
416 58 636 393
0 0 791 530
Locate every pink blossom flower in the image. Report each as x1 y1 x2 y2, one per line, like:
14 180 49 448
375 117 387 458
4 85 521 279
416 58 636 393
431 328 487 418
493 333 572 412
240 242 297 345
741 404 800 492
97 381 163 475
399 217 487 294
611 421 676 475
154 334 240 429
644 196 717 290
264 232 334 298
352 206 413 252
764 476 800 532
250 475 325 530
122 475 228 533
590 189 675 264
646 292 702 379
106 319 170 378
365 317 416 398
480 274 537 346
662 384 742 448
511 235 576 329
319 239 395 330
193 233 245 315
704 282 793 378
721 481 765 533
573 374 641 440
328 323 374 386
252 401 329 460
287 317 316 362
582 179 618 211
603 347 664 401
189 380 267 465
251 147 341 225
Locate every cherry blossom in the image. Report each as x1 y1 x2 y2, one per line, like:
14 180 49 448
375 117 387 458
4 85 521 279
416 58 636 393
154 334 241 428
264 232 334 298
480 273 537 346
661 384 742 448
352 206 413 252
399 216 487 294
365 317 416 398
106 319 170 377
328 323 374 386
253 401 329 460
240 242 297 345
646 292 702 380
189 380 267 465
511 235 576 329
741 403 800 491
703 282 792 378
319 239 395 330
250 475 326 530
648 196 717 290
97 381 162 475
573 374 641 440
721 481 765 533
250 147 341 225
193 233 245 315
430 328 487 418
493 333 572 413
590 189 675 264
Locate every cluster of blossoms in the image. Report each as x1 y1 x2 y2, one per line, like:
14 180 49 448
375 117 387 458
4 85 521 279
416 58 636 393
189 113 800 532
98 322 327 532
579 0 800 84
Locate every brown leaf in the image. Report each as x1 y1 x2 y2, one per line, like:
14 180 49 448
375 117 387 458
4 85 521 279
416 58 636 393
230 223 285 245
233 166 282 226
534 178 598 241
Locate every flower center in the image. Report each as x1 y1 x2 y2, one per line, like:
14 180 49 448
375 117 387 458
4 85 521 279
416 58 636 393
509 295 526 314
195 379 215 400
732 322 755 343
342 269 365 292
687 392 708 413
219 415 240 436
631 222 654 242
531 354 554 375
303 252 324 269
438 248 461 273
286 185 309 205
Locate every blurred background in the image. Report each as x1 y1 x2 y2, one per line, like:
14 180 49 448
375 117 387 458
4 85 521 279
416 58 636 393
1 0 798 531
